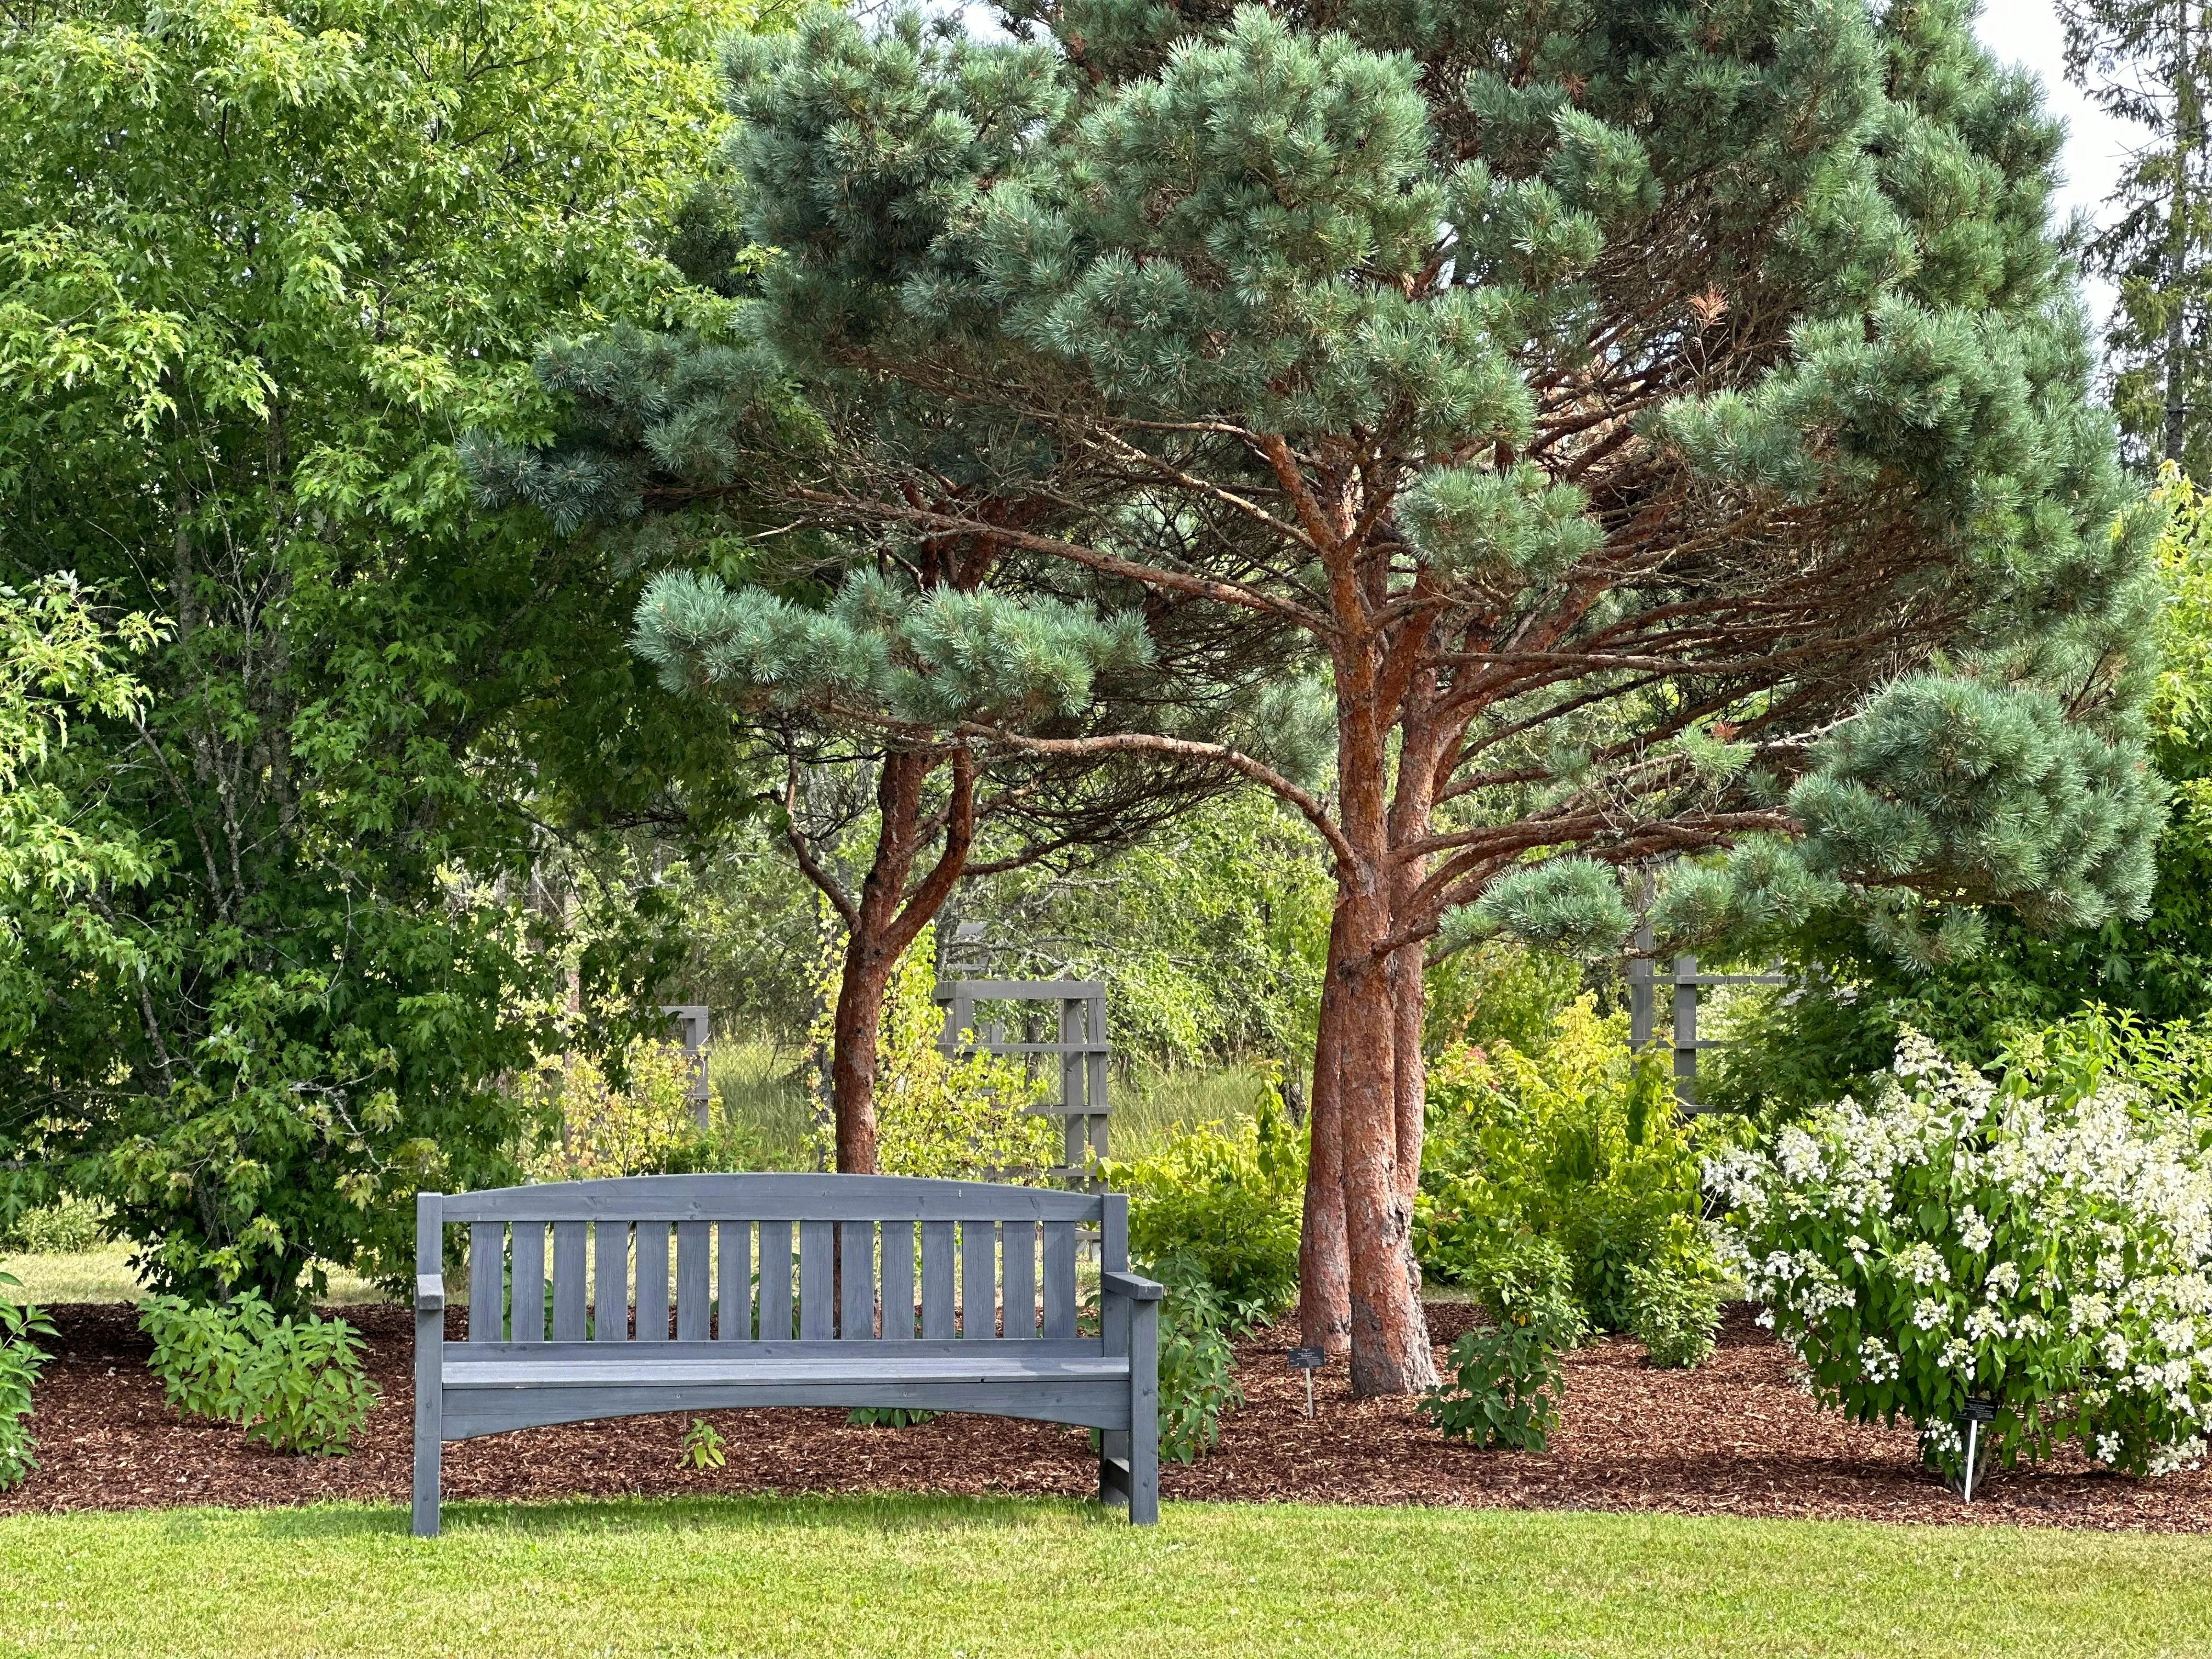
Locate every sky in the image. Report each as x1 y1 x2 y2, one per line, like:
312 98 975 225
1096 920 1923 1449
1972 0 2141 332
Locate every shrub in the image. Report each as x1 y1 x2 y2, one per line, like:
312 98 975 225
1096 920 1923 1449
0 1195 111 1255
524 1040 718 1181
1418 995 1725 1330
0 1272 55 1490
140 1293 380 1455
1624 1261 1723 1369
847 1407 941 1427
680 1419 726 1469
1101 1091 1304 1321
1709 1026 2212 1482
1147 1257 1245 1464
1459 1234 1591 1348
1422 1321 1567 1451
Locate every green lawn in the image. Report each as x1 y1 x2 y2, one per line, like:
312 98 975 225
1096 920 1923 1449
2 1496 2205 1658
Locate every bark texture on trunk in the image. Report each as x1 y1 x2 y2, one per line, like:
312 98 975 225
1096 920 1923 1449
1326 652 1436 1396
1299 902 1352 1355
795 748 978 1174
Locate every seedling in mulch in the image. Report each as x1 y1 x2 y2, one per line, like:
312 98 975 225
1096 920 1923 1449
680 1419 726 1470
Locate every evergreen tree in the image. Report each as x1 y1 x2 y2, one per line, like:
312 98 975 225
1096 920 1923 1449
2061 0 2212 470
494 1 2163 1393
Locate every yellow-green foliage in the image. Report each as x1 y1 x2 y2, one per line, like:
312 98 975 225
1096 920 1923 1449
1417 995 1728 1329
809 927 1056 1181
524 1041 705 1181
1099 1088 1304 1320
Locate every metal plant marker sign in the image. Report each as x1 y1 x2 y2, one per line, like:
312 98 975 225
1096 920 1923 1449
1286 1346 1325 1419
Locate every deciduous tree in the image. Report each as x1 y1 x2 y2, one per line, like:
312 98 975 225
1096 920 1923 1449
0 0 755 1304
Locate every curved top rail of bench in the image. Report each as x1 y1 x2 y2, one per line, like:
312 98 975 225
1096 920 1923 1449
432 1172 1107 1225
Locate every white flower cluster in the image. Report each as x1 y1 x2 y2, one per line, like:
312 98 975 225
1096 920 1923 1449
1706 1031 2212 1480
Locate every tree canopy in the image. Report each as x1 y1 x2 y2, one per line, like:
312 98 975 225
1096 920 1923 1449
0 0 758 1304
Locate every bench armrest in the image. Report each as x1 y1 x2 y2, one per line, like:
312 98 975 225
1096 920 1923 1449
1101 1270 1163 1304
415 1273 446 1313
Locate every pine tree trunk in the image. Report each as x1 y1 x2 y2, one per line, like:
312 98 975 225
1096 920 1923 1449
1334 910 1435 1395
828 940 893 1173
805 747 979 1176
1330 694 1436 1396
1299 902 1352 1355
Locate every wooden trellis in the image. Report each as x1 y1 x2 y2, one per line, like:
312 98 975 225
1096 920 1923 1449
1624 932 1786 1110
933 979 1110 1187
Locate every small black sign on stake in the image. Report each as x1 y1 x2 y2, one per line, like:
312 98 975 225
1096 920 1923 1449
1286 1346 1325 1419
1958 1398 1997 1503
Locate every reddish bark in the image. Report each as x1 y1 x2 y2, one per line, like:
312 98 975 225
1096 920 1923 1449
1298 902 1351 1356
1324 599 1436 1397
801 748 977 1175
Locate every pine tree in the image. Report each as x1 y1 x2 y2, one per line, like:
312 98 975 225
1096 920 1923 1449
492 1 2165 1393
2061 0 2212 470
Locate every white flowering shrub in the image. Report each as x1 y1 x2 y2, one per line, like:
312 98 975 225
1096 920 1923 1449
1707 1031 2212 1482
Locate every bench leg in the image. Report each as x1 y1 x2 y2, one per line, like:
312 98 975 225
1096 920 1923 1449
412 1305 442 1538
1098 1430 1130 1508
1129 1297 1159 1526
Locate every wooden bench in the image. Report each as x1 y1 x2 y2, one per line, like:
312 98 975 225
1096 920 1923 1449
410 1173 1161 1536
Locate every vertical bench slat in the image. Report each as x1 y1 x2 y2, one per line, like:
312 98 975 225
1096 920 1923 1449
635 1222 671 1342
551 1221 588 1342
510 1222 545 1344
675 1221 711 1341
760 1221 794 1342
717 1221 752 1340
469 1222 504 1342
838 1221 876 1339
1002 1220 1037 1339
594 1219 629 1341
920 1221 956 1339
798 1220 836 1340
961 1221 997 1338
1042 1220 1077 1339
879 1221 915 1340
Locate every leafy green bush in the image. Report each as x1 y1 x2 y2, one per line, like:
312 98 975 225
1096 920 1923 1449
680 1419 726 1469
0 1272 55 1490
1459 1234 1591 1348
1148 1258 1245 1464
1624 1261 1723 1369
846 1407 941 1427
1710 1024 2212 1482
0 1195 111 1255
1418 996 1726 1331
1102 1091 1303 1321
1422 1321 1567 1451
140 1294 379 1455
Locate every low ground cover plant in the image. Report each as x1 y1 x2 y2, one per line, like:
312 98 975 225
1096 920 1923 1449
140 1293 380 1455
0 1271 54 1489
1709 1018 2212 1483
1418 996 1730 1348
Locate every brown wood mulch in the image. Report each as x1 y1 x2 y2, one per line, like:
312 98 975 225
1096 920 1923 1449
4 1300 2209 1531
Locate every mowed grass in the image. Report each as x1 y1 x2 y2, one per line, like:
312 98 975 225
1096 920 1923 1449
3 1496 2208 1658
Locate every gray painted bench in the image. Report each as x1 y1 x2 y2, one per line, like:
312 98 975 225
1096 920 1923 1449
411 1173 1161 1536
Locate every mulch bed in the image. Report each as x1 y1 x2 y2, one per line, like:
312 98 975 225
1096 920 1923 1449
5 1300 2209 1531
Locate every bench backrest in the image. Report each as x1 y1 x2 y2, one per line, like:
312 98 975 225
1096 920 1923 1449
419 1174 1125 1348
